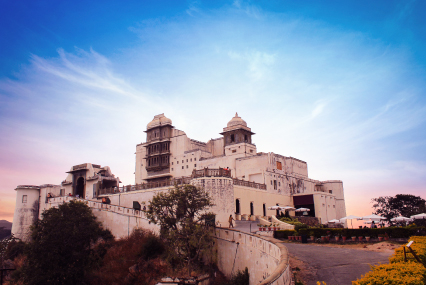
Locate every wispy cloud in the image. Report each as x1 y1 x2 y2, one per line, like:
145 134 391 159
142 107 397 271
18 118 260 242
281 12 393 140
1 2 426 222
227 50 276 80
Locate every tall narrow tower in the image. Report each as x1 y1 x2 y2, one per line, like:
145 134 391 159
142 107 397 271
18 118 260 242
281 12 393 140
144 114 173 182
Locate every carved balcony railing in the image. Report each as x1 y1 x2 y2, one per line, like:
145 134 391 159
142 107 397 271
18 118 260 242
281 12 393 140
232 178 267 190
97 168 266 196
191 167 231 178
98 177 192 195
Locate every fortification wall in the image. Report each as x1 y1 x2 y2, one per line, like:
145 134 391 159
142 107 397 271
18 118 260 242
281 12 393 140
35 197 291 284
44 197 159 238
214 228 291 285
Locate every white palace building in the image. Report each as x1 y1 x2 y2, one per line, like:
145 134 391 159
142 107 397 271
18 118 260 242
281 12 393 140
12 113 347 240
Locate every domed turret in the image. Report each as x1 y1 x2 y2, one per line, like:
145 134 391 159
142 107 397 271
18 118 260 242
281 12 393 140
147 113 172 130
220 113 255 149
227 113 247 128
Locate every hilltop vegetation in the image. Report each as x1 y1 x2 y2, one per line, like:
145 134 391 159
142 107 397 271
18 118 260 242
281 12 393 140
1 187 236 284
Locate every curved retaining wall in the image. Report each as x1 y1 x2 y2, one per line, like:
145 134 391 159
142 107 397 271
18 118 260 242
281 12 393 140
214 228 292 285
45 198 291 284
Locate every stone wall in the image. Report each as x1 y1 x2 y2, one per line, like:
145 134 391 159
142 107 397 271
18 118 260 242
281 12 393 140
214 228 292 285
43 197 159 238
36 197 292 285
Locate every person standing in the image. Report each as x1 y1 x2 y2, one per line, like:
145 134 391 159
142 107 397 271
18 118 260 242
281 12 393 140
228 215 234 228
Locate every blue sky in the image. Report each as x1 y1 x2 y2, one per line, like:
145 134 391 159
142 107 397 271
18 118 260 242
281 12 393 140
1 0 426 221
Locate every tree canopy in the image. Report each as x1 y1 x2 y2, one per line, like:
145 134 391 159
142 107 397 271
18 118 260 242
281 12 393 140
372 194 426 222
21 200 113 285
144 184 215 273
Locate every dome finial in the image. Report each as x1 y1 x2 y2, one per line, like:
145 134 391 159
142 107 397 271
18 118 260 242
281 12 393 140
227 113 247 128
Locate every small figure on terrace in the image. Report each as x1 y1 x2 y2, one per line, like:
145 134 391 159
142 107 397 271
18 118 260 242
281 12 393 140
229 215 234 228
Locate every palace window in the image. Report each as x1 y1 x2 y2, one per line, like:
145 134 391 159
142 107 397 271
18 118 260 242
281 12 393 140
182 166 184 169
194 158 196 161
22 195 27 203
231 134 235 142
194 164 196 167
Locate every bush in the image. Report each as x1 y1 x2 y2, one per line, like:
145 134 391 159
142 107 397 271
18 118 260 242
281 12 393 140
88 229 169 285
352 262 425 285
4 238 26 261
139 234 165 261
275 227 426 239
353 236 426 285
17 200 113 285
274 230 296 239
389 236 426 264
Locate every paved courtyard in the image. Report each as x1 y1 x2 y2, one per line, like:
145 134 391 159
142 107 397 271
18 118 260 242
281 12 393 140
282 243 392 285
233 221 393 285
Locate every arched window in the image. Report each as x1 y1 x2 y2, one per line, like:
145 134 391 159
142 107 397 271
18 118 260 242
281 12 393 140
236 199 240 214
250 202 254 216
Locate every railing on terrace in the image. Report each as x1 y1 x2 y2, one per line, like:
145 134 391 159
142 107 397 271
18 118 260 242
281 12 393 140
97 168 266 196
191 167 231 178
232 178 267 190
47 196 149 220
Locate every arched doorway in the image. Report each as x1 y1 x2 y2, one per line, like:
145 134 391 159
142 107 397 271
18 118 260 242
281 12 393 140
235 199 240 214
76 177 85 198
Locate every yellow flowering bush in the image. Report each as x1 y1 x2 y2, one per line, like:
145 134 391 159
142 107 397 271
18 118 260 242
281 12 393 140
352 262 425 285
353 236 426 285
389 236 426 264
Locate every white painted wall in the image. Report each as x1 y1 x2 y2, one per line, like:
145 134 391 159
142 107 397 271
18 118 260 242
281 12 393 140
214 228 292 285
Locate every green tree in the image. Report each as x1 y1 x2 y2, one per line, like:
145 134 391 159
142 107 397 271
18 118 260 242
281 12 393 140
20 200 113 285
372 194 426 222
144 184 214 274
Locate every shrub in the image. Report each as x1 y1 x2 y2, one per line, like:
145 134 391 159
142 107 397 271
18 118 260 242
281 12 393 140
353 236 426 285
139 234 165 261
389 236 426 264
274 230 296 239
352 262 425 285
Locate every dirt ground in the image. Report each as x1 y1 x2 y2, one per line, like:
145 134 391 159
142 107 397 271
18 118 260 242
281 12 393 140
305 241 402 253
287 241 401 284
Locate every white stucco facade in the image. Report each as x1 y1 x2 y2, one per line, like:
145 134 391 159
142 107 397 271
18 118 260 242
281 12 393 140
134 113 346 224
12 113 346 241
